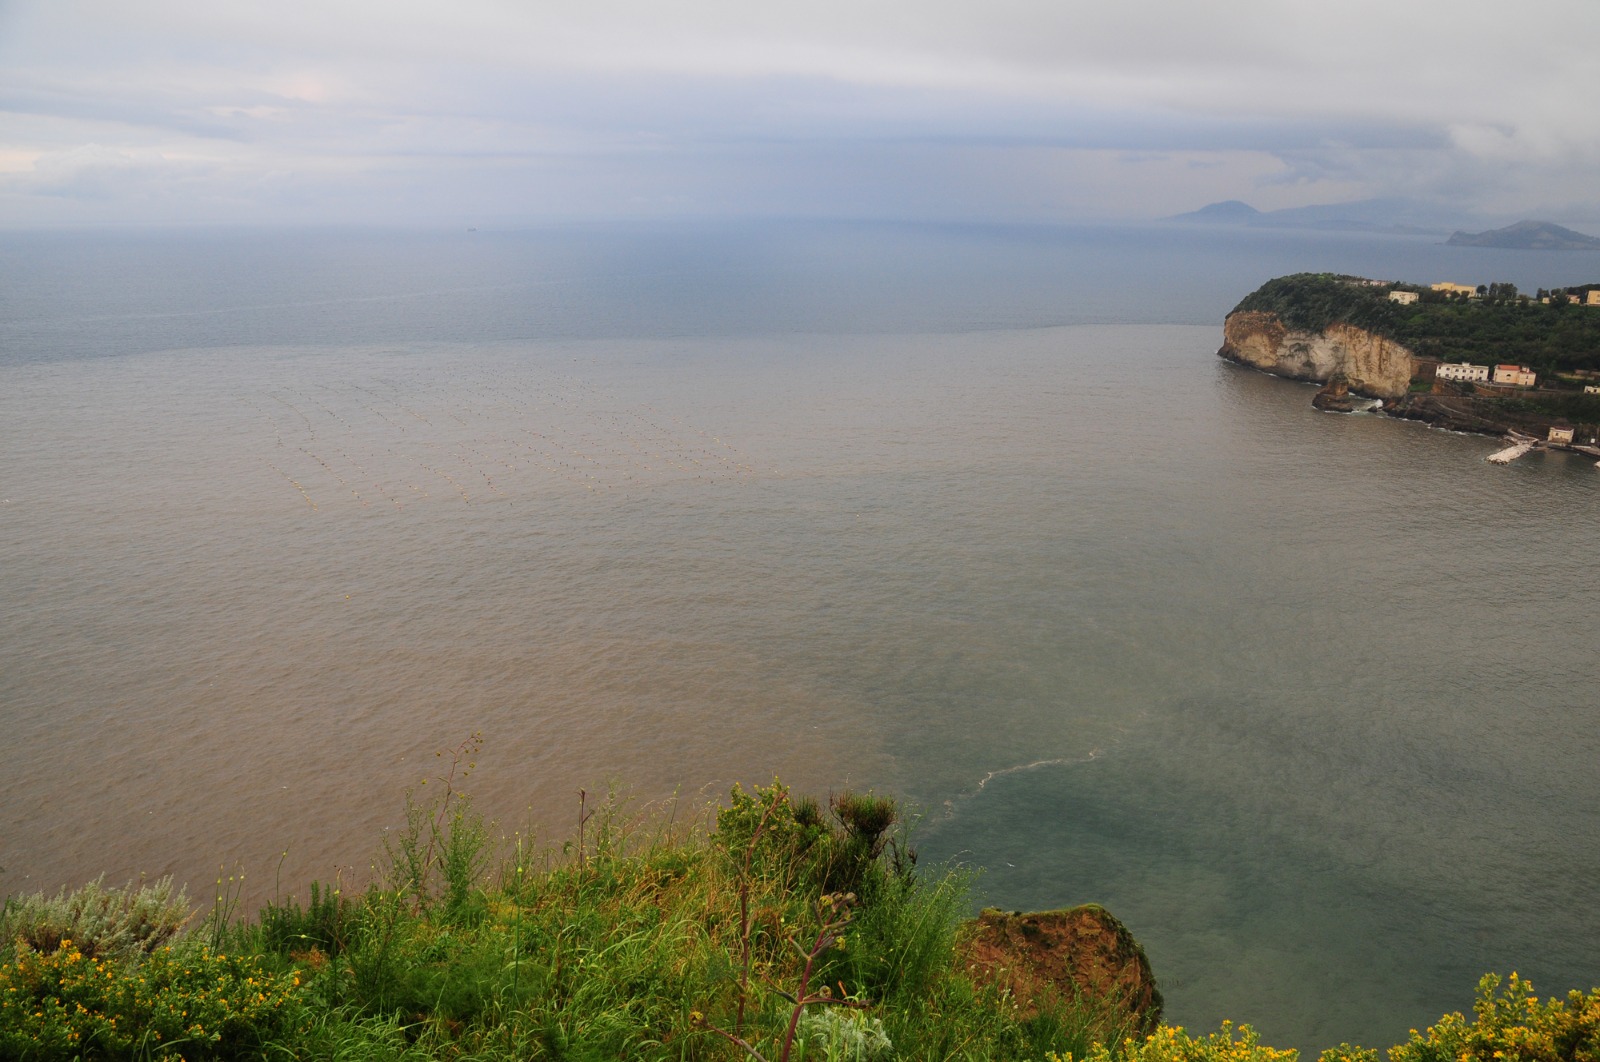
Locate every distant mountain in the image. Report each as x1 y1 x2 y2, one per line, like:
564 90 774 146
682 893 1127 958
1167 198 1457 235
1168 200 1262 224
1445 220 1600 250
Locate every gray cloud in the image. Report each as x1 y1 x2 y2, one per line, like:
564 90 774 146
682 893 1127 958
1 0 1595 226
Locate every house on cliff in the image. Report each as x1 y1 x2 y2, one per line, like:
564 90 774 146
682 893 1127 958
1437 362 1490 382
1493 364 1537 387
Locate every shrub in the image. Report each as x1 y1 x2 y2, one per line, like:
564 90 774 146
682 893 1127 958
0 876 191 963
715 780 832 887
257 880 359 959
0 940 302 1061
1070 1021 1299 1062
830 792 897 858
1384 972 1600 1062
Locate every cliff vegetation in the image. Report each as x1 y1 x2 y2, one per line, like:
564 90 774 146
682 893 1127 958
1229 275 1403 337
1229 273 1600 375
0 762 1150 1062
3 755 1598 1061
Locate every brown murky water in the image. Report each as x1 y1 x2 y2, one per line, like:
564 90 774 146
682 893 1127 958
4 225 1598 1053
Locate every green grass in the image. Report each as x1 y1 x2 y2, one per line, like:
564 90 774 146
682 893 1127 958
0 778 1133 1060
4 774 1597 1062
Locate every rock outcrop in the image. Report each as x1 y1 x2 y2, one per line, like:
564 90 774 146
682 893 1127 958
1312 373 1355 413
962 906 1162 1034
1219 311 1415 399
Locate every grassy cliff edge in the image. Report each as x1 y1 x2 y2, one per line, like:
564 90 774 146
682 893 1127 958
3 774 1598 1061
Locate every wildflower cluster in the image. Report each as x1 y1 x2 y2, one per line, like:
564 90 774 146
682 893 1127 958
1382 973 1600 1062
1061 1021 1300 1062
0 939 303 1060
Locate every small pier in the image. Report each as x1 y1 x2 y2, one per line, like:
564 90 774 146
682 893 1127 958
1485 432 1600 467
1486 432 1538 465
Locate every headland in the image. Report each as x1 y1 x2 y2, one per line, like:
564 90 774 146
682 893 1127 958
1219 273 1600 462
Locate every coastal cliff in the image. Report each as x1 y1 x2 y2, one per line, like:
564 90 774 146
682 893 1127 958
1219 274 1600 452
1218 311 1415 399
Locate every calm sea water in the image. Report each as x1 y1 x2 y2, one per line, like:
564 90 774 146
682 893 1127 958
3 221 1598 1053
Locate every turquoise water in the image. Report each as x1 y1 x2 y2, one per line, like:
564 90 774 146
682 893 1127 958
2 222 1597 1052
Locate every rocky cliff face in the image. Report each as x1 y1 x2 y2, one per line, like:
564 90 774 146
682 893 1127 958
1218 311 1415 399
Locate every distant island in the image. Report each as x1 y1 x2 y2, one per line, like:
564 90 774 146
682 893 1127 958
1219 273 1600 460
1445 219 1600 249
1170 203 1600 247
1172 200 1264 224
1167 198 1453 235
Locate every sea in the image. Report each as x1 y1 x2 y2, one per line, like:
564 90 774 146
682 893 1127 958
2 219 1597 1054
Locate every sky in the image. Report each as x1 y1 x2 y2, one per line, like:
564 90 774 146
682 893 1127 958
1 0 1597 228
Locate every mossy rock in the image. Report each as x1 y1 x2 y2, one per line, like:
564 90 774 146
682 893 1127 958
962 905 1163 1034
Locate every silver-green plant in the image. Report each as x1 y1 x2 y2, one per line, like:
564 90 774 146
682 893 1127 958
796 1006 894 1062
0 874 190 961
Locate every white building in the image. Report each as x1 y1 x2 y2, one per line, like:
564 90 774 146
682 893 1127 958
1548 427 1575 444
1388 290 1419 305
1585 385 1600 394
1436 362 1490 382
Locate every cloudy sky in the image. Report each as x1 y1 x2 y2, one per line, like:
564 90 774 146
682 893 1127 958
2 0 1596 228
